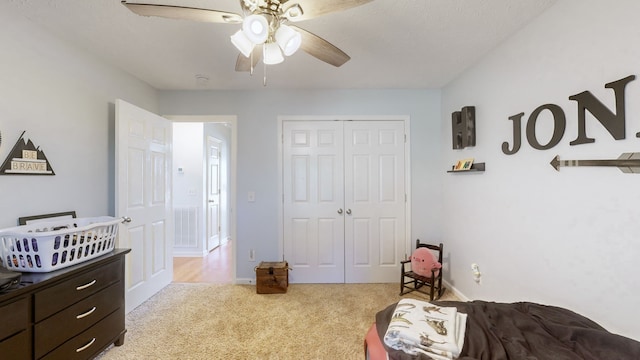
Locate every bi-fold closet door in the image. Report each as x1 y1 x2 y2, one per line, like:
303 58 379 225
283 120 406 283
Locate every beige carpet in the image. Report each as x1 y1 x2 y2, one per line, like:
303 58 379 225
97 283 459 360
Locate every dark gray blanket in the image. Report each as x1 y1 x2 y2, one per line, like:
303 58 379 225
376 300 640 360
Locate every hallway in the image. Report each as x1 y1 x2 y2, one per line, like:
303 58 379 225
173 241 232 283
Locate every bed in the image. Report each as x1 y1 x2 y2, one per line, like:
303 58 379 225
365 300 640 360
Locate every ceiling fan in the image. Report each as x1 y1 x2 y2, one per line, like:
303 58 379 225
121 0 373 77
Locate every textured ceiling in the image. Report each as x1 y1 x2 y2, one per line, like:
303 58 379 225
4 0 558 90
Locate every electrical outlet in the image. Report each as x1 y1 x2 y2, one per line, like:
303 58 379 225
471 263 481 283
249 249 255 261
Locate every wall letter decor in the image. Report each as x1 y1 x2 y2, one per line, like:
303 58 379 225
502 113 523 155
569 75 635 145
502 75 637 155
451 106 476 149
526 104 566 150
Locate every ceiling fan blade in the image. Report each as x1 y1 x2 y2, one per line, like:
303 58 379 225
121 1 243 23
284 0 373 22
235 47 262 72
291 26 350 67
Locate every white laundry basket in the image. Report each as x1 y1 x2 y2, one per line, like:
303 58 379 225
0 216 123 272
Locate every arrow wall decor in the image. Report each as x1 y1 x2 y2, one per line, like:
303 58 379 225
550 153 640 173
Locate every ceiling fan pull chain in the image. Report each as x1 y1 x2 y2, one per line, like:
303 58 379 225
250 49 255 75
263 56 268 86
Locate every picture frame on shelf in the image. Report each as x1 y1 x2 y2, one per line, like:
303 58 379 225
454 158 474 171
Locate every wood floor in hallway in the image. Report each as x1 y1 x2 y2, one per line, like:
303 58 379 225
173 240 232 283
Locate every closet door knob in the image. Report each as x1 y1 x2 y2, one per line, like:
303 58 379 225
337 208 343 214
346 209 352 215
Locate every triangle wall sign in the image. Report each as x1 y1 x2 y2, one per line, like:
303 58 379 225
0 131 55 175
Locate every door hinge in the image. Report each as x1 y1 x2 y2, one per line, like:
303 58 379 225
404 134 407 143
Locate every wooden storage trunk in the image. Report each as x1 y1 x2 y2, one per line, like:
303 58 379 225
255 261 289 294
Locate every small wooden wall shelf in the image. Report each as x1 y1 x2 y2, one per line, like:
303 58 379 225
447 162 485 173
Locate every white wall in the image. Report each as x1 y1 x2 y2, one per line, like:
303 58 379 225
173 123 205 208
172 123 205 256
158 89 442 280
0 5 158 228
441 0 640 340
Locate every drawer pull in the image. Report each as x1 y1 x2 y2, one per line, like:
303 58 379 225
76 306 97 319
76 337 96 353
76 279 97 291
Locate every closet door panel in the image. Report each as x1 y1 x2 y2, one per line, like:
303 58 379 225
283 121 345 283
344 121 406 283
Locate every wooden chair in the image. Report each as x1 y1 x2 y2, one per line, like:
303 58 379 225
400 240 444 300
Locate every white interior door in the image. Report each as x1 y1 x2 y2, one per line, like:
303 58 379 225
283 120 406 283
116 99 173 313
207 137 221 252
344 121 406 283
283 121 345 283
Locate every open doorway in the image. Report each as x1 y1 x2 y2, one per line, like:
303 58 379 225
166 116 236 284
206 136 223 252
173 240 233 282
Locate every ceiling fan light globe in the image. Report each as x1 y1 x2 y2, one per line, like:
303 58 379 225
230 30 255 58
275 25 302 56
263 42 284 65
242 14 269 44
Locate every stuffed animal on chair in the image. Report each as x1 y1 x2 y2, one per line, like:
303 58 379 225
410 247 441 277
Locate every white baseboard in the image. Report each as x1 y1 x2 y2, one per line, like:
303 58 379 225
173 247 209 257
235 278 255 285
173 252 205 257
443 280 470 301
235 278 469 300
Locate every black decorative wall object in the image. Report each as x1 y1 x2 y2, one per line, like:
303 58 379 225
0 131 55 175
502 75 635 155
451 106 476 149
550 153 640 173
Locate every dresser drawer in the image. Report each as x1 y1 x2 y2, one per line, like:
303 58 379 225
0 329 31 360
40 309 125 360
35 281 124 359
0 297 29 341
35 258 122 322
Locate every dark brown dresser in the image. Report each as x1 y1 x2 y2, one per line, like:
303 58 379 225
0 248 130 360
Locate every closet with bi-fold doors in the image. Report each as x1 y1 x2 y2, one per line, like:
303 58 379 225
282 119 408 284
